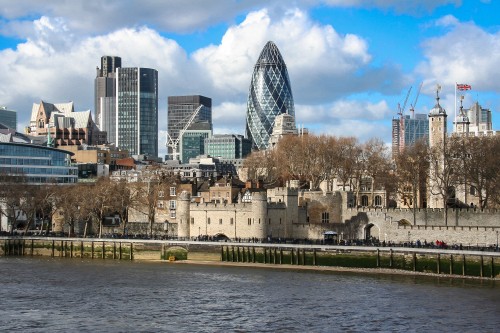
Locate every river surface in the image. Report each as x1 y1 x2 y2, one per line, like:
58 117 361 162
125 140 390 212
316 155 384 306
1 257 500 332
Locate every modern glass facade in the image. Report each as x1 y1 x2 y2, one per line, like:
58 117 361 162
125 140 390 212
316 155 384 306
180 122 212 164
392 114 429 158
403 114 429 146
0 107 17 130
167 95 212 159
116 67 158 157
205 134 252 159
246 41 295 150
0 143 78 184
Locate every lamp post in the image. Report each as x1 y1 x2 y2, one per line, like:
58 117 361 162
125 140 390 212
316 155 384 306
496 230 498 251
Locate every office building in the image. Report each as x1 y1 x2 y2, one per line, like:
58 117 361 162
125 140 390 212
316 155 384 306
180 121 212 164
467 101 492 134
95 56 121 130
245 41 295 150
0 142 78 185
391 114 429 158
167 95 212 159
205 134 251 160
116 67 158 157
0 107 17 130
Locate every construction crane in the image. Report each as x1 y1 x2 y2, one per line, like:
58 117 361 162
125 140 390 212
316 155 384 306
166 105 204 161
409 82 423 119
397 86 412 117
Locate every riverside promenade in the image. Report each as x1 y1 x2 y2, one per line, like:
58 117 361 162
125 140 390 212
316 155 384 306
2 237 500 280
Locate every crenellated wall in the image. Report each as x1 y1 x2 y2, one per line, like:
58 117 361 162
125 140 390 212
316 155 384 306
167 188 500 244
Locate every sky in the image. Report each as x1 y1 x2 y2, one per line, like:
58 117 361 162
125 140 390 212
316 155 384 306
0 0 499 158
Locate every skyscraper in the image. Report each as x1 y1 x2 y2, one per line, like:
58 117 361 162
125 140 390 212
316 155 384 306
392 114 429 159
167 95 212 159
95 56 121 131
467 101 492 134
116 67 158 157
0 106 17 129
245 41 295 150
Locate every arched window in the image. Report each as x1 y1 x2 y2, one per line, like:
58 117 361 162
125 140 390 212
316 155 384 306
361 195 369 207
374 195 382 207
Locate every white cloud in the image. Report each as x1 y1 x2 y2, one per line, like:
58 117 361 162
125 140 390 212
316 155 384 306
0 4 410 155
417 17 500 93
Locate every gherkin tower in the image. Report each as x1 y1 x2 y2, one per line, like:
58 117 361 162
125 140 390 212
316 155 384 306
245 41 295 150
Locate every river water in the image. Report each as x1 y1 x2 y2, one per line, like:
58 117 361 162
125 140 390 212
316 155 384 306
1 257 499 332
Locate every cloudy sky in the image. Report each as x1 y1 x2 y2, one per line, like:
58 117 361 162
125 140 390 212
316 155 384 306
0 0 499 157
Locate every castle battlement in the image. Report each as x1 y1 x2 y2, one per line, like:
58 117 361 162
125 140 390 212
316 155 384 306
346 207 499 214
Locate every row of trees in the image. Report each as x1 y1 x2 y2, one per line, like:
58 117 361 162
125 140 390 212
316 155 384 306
243 133 500 211
0 170 178 237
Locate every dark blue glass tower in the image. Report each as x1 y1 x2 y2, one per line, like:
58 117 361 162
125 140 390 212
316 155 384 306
245 41 295 150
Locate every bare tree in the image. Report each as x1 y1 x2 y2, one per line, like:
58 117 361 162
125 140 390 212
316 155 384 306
428 140 462 225
395 139 429 224
130 167 176 238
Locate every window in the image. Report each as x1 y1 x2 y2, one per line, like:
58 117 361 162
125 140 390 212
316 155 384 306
374 195 382 207
321 212 329 224
169 200 176 210
230 218 234 225
361 195 369 207
219 218 222 225
208 218 211 225
470 186 477 196
170 187 176 196
158 201 164 209
170 211 176 218
158 190 164 198
191 217 194 224
248 218 251 225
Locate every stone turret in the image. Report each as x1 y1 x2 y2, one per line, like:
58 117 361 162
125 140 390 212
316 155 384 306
177 191 191 239
251 191 268 239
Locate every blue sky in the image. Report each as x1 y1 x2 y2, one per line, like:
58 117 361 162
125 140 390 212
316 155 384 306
0 0 499 157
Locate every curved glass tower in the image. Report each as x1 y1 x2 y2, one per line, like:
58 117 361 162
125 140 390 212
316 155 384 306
245 41 295 150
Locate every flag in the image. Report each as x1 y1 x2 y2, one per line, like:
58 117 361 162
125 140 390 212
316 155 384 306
457 83 471 91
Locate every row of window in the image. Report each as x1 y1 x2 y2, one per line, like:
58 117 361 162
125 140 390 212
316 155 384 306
0 166 77 175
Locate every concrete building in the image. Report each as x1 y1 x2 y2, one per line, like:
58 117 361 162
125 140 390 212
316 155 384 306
468 101 492 134
246 41 295 150
95 56 121 131
116 67 158 157
0 106 17 130
28 101 106 147
167 95 212 160
268 113 298 149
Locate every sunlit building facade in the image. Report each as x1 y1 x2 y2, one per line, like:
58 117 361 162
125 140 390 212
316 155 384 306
0 142 78 184
245 41 295 150
116 67 158 157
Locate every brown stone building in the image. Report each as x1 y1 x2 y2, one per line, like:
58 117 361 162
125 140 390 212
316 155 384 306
27 101 106 146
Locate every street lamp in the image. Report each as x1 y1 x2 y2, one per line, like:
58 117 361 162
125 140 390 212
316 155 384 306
496 230 498 251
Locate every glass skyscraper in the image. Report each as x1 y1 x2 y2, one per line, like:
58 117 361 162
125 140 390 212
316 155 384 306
167 95 212 160
245 41 295 150
116 67 158 157
0 107 17 130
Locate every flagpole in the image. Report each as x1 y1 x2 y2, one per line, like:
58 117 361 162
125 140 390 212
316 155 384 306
454 82 457 132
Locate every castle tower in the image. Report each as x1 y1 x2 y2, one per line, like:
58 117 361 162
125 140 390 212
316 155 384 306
177 191 191 239
454 96 470 136
428 86 447 149
251 191 268 239
428 85 447 208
